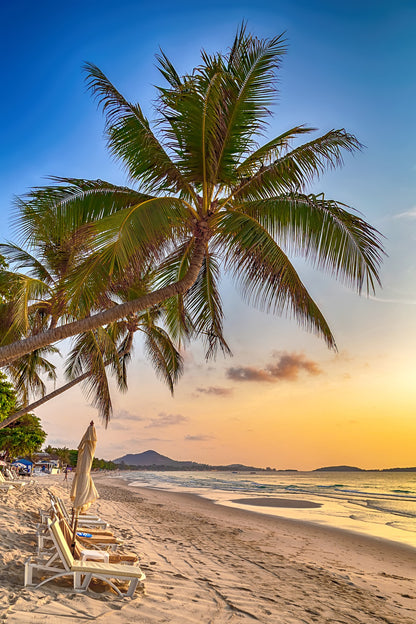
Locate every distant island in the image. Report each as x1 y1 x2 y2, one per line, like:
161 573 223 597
314 465 416 473
314 465 364 472
112 451 416 473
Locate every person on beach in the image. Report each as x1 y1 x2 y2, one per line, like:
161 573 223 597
63 466 68 481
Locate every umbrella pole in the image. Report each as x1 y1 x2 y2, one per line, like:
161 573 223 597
71 509 79 556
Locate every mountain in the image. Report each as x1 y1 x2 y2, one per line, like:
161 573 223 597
314 465 364 472
113 450 262 471
114 450 180 467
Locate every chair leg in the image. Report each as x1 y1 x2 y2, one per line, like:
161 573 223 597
125 578 139 598
24 561 33 586
74 572 91 591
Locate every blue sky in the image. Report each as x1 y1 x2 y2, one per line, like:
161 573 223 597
1 1 415 467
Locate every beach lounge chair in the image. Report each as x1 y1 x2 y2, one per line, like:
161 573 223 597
0 483 13 494
58 518 139 565
55 496 109 528
50 500 122 547
25 519 145 598
0 471 27 488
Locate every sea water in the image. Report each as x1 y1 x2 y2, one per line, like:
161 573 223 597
119 470 416 549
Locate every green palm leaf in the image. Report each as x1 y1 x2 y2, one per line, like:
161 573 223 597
185 251 231 359
65 328 123 426
147 239 195 345
234 125 315 178
64 196 191 314
0 243 54 284
84 63 194 198
142 324 184 394
240 193 384 294
215 210 336 348
0 271 52 336
13 179 155 247
212 27 287 184
7 346 58 404
233 129 362 201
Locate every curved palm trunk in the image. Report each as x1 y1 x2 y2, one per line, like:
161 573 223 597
0 326 139 430
0 233 208 366
0 373 90 430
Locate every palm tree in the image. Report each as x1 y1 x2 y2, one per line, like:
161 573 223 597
0 24 383 366
0 233 183 428
6 345 58 406
0 309 183 430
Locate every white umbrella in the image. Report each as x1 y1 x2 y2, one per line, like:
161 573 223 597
70 421 99 552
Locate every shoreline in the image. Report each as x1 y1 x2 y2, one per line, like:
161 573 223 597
0 473 415 623
114 473 416 555
117 477 416 556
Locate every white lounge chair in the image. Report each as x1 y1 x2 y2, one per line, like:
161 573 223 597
37 499 121 556
25 519 145 598
54 496 109 529
0 483 13 494
0 472 27 488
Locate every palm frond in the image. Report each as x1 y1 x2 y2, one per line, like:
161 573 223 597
240 193 384 294
7 345 59 404
13 179 154 246
211 28 287 183
215 210 336 348
235 126 315 178
64 196 191 315
155 49 183 88
185 250 231 359
153 239 196 345
142 324 184 394
65 328 124 426
233 129 362 201
0 271 52 336
0 243 54 284
84 63 194 198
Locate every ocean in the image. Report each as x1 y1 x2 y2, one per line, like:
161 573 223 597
117 470 416 549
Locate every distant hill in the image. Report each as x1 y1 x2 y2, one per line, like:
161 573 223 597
114 450 179 467
113 450 263 471
314 465 364 472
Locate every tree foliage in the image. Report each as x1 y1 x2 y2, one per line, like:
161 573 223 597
0 370 46 459
0 413 46 460
0 371 17 419
0 24 384 413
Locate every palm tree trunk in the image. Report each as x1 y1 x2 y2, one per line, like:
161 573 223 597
0 328 138 430
0 233 208 366
0 373 90 429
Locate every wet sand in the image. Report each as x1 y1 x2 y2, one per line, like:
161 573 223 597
231 496 322 508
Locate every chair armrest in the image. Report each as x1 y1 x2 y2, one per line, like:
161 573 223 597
80 549 109 563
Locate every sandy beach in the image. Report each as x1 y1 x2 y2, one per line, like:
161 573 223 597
0 473 415 623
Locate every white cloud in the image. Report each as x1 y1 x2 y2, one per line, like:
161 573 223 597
393 207 416 219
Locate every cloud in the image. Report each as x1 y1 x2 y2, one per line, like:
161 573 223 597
369 295 416 305
226 352 322 383
185 434 215 441
108 421 130 431
393 207 416 219
145 412 189 428
114 409 144 422
196 386 233 397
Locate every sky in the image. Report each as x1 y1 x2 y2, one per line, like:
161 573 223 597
1 0 415 470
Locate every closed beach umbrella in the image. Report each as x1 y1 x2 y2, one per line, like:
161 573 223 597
70 421 99 552
70 420 99 514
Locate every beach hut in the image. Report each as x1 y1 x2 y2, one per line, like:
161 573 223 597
12 458 33 475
